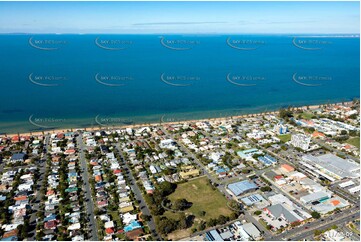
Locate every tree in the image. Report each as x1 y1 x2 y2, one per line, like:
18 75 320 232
156 217 177 235
349 130 358 136
291 221 301 227
218 215 229 225
17 225 24 240
254 210 262 215
158 181 177 196
242 169 250 174
36 230 44 241
230 212 240 220
207 218 218 227
141 214 152 222
279 108 293 120
311 211 321 219
198 221 206 231
173 198 191 211
229 200 241 211
260 186 272 192
165 149 175 157
314 230 322 236
178 213 188 230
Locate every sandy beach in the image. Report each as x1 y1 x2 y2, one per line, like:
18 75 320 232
0 102 350 138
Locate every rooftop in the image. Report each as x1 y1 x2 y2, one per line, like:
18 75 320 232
303 153 360 178
228 180 258 196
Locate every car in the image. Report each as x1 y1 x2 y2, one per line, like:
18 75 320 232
304 227 309 229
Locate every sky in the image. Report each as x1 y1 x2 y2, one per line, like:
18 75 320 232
0 1 359 34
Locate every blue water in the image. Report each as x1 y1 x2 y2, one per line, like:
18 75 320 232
0 34 359 133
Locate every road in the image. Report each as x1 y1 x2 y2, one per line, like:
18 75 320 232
77 134 99 241
276 145 359 205
244 134 361 206
114 143 161 241
261 173 312 213
240 132 359 240
169 126 360 241
160 127 272 237
159 127 219 185
267 209 360 241
28 135 49 240
328 183 359 204
312 138 360 163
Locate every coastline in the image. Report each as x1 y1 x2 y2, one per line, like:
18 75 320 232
0 102 349 138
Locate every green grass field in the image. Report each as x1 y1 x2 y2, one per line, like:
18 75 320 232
300 112 315 120
167 177 233 221
277 134 291 143
345 137 360 149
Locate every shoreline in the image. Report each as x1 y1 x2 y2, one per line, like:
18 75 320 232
0 101 353 138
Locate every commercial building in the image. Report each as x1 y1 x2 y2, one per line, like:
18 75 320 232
280 164 295 173
290 134 311 151
264 203 304 224
349 186 360 194
300 191 332 205
338 180 355 188
227 180 258 197
273 123 288 135
242 223 261 239
240 194 265 206
205 230 223 241
237 149 262 160
301 154 360 180
258 155 277 166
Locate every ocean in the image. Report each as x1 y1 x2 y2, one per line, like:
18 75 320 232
0 34 359 133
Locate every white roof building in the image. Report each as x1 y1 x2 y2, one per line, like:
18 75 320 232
122 213 137 225
104 221 114 229
242 223 261 239
290 134 311 151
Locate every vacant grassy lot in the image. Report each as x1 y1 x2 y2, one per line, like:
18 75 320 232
277 134 291 143
300 112 315 120
164 177 233 240
167 177 232 221
345 137 360 149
